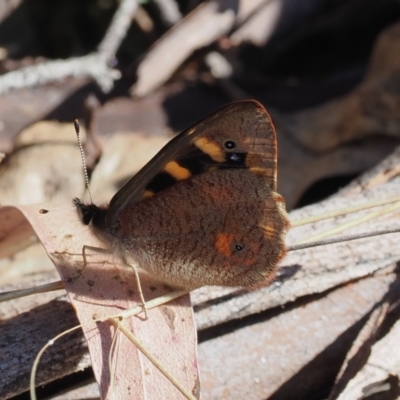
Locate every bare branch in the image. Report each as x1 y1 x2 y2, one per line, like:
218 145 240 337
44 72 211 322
0 0 139 94
0 54 120 94
98 0 139 58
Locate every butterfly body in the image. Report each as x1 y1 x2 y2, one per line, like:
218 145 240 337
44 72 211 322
75 100 289 289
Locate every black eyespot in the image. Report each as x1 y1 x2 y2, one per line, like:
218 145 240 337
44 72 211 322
224 140 236 149
235 244 244 251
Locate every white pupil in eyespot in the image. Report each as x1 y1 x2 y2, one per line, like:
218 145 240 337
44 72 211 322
230 154 241 162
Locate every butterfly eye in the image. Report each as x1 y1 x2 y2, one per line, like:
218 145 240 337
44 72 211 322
224 140 236 149
235 244 244 251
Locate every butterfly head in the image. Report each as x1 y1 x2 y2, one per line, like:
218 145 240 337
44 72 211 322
73 198 108 228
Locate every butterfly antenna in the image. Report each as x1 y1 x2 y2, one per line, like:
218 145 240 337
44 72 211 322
74 119 93 204
39 120 93 215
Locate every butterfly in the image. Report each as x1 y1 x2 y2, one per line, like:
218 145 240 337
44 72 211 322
74 100 289 290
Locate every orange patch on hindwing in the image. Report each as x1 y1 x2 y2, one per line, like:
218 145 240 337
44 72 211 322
261 223 276 239
214 232 260 267
214 233 235 258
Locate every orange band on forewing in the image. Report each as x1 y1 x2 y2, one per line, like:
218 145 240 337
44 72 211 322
194 138 225 162
164 161 191 180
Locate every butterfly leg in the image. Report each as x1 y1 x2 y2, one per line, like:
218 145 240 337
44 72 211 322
81 245 113 268
122 257 148 319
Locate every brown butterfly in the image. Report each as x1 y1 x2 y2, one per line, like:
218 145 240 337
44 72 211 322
74 100 289 290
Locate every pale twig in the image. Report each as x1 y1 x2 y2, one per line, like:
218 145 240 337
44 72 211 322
0 281 64 302
296 201 400 245
291 196 400 227
100 290 189 321
98 0 139 58
0 0 138 94
288 227 400 252
152 0 182 26
30 325 83 400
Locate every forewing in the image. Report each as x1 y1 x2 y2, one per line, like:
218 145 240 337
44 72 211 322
107 100 277 223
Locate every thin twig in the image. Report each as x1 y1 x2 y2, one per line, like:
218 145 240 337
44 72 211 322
288 227 400 252
0 281 64 302
296 201 400 244
291 196 400 228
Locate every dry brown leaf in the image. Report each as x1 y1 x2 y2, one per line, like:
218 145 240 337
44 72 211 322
133 1 236 96
328 302 390 400
0 78 89 154
15 120 86 147
274 21 400 153
277 134 396 209
0 142 85 206
89 132 171 204
335 318 400 400
132 0 282 96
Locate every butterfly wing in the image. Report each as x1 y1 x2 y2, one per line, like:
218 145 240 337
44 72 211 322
112 169 289 289
107 100 278 225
